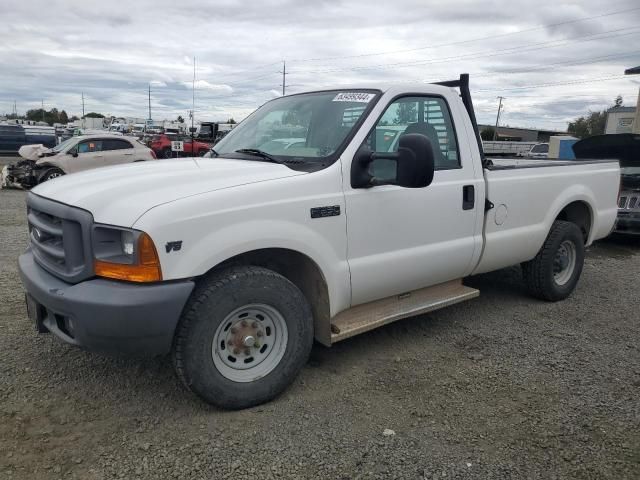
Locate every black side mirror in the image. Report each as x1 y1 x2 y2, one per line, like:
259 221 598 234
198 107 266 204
351 133 435 189
70 149 78 157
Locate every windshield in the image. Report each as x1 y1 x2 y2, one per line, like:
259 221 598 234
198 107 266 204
51 137 77 153
213 90 379 162
531 144 549 153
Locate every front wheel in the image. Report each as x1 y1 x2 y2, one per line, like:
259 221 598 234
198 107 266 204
162 148 173 159
38 167 65 183
172 266 313 409
522 220 585 302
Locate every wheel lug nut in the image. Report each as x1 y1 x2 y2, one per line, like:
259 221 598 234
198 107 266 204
241 320 248 327
233 348 240 355
251 321 258 328
244 348 250 356
230 327 238 334
257 331 263 337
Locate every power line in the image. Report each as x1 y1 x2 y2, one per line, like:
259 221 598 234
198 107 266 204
477 74 630 92
473 50 640 79
290 27 640 74
288 5 640 63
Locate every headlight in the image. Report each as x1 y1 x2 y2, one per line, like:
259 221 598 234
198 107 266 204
92 226 162 282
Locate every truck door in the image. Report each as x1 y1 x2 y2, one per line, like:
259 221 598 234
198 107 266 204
344 94 481 306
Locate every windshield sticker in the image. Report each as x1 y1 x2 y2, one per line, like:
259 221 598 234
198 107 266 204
333 92 376 103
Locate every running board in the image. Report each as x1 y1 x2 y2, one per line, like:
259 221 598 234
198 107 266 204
329 280 479 344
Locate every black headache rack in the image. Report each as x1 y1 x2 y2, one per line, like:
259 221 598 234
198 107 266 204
433 74 490 167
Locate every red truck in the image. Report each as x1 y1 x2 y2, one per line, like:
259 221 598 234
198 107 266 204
149 135 212 158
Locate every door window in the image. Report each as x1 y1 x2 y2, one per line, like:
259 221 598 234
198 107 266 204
365 96 460 181
77 140 103 153
102 139 133 150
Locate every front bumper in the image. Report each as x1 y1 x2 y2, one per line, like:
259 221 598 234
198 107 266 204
19 250 194 355
614 212 640 235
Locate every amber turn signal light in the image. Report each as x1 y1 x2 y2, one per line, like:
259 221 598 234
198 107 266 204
94 232 162 282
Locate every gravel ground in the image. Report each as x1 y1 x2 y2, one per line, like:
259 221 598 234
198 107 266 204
1 183 639 480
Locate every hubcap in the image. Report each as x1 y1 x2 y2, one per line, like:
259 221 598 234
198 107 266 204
212 304 288 383
553 240 576 286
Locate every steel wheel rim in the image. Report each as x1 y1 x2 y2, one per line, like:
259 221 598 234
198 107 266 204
211 304 288 383
553 240 576 286
48 172 62 179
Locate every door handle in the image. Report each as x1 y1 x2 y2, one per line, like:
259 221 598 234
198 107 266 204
462 185 475 210
124 153 133 155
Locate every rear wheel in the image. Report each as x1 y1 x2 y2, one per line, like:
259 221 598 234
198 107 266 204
38 167 64 183
198 149 207 156
162 148 173 159
522 220 584 301
172 266 313 409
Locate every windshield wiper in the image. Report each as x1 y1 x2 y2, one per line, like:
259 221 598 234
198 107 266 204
234 149 282 164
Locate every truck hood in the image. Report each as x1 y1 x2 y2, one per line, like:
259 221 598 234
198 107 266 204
32 158 307 226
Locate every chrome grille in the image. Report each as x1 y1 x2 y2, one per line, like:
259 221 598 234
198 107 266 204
27 193 94 283
618 192 640 211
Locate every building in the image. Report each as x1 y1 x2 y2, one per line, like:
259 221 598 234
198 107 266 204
478 124 568 142
605 106 636 134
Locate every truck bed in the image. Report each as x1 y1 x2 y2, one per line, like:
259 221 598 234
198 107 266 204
472 158 620 276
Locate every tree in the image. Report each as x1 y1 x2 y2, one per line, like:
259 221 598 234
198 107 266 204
567 96 623 139
59 110 69 124
394 102 417 124
480 126 495 141
227 118 236 124
177 115 184 123
83 112 104 118
568 110 607 139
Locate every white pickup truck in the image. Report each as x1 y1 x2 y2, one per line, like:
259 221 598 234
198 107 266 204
19 75 619 409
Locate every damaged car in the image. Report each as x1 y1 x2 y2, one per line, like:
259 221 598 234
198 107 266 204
2 134 157 189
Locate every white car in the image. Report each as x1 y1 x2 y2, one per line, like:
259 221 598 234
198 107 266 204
19 75 619 409
26 134 157 182
526 143 549 159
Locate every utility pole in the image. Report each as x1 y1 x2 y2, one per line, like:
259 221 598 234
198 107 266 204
82 92 85 117
148 84 151 121
41 100 45 122
493 96 505 141
279 60 287 95
191 56 196 147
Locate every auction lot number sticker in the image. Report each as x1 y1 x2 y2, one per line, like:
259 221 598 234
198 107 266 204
333 92 376 103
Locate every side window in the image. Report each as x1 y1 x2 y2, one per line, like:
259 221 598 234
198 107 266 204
365 96 460 181
102 139 133 150
77 140 102 153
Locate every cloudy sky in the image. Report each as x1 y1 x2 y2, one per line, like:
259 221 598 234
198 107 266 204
2 0 640 130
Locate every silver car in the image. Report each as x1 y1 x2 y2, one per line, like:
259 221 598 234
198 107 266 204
33 134 157 182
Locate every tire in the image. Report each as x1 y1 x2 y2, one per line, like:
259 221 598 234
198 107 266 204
172 266 314 409
38 168 65 183
522 220 585 302
162 148 173 159
198 149 207 157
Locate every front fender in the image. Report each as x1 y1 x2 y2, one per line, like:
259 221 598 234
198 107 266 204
133 170 351 317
